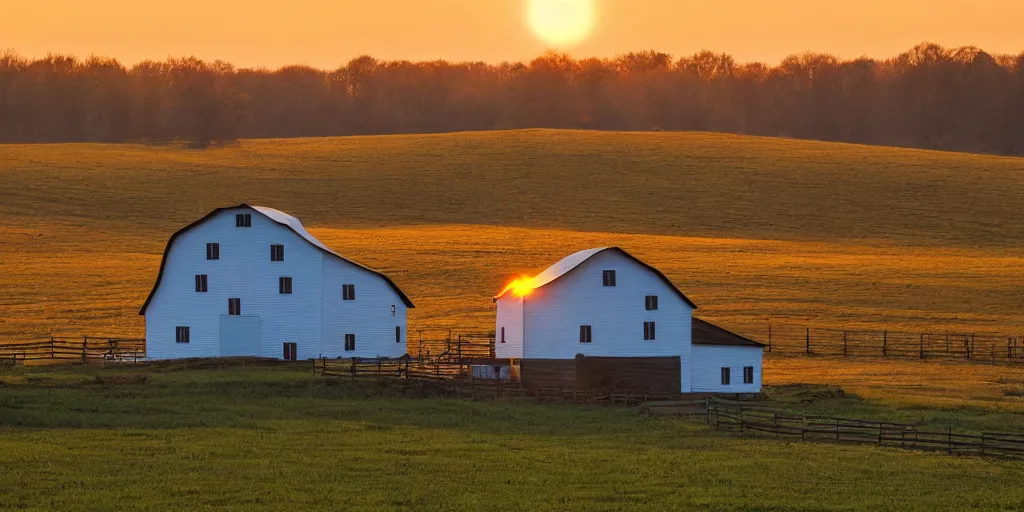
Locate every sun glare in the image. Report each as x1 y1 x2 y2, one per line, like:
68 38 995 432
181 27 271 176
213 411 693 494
527 0 596 47
501 276 537 298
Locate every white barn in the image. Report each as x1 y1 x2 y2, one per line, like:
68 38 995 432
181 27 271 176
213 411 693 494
139 204 414 360
494 247 764 393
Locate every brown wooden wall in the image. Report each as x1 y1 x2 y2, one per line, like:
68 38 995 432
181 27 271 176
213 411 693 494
519 355 681 393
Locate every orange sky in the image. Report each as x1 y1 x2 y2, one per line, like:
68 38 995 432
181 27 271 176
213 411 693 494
3 0 1023 68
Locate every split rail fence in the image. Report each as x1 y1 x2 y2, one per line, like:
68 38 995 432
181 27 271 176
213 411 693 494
760 324 1024 365
0 337 146 364
645 398 1024 459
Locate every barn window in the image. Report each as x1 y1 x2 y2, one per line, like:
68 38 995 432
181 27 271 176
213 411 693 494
235 213 251 227
270 244 285 262
391 305 396 317
344 334 356 351
279 277 293 294
228 298 241 315
500 327 506 343
283 342 297 360
602 270 616 287
396 326 402 344
175 326 190 343
721 367 731 385
579 325 592 343
645 295 658 310
743 366 754 384
342 284 355 301
643 321 656 340
195 274 208 293
206 243 220 260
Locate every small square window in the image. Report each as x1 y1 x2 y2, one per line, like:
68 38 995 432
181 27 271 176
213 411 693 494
579 325 592 343
235 213 251 227
175 326 190 343
602 270 616 287
228 298 241 316
342 284 355 301
206 243 220 260
721 367 731 386
270 244 285 262
279 277 293 294
195 274 208 293
645 295 658 310
743 366 754 384
283 342 297 360
643 321 656 340
344 334 356 351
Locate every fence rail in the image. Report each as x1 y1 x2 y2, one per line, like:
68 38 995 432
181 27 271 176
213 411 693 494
0 337 146 363
644 398 1024 459
759 325 1024 365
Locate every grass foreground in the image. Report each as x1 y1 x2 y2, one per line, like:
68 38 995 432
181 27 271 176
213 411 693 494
2 363 1024 511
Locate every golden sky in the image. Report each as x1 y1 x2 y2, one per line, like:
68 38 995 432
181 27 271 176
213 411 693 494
3 0 1023 68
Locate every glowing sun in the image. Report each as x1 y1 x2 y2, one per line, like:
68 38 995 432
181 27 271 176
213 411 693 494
526 0 596 47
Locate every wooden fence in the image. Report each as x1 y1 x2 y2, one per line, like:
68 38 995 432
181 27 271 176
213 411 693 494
759 325 1024 365
644 398 1024 459
0 337 146 363
413 330 493 361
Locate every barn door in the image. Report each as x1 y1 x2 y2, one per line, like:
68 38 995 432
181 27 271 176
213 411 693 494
219 315 262 357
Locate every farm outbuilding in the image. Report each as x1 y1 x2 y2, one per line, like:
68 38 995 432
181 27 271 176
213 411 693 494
494 247 764 394
140 204 413 360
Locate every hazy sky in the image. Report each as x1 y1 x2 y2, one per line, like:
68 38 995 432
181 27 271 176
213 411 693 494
3 0 1024 68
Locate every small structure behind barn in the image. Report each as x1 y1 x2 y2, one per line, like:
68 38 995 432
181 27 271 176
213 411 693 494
494 247 764 394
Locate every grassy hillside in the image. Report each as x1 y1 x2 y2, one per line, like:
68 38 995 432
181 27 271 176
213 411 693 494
2 364 1023 511
2 130 1024 340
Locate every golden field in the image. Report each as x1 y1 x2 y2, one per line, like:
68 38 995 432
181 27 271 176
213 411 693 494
2 130 1023 343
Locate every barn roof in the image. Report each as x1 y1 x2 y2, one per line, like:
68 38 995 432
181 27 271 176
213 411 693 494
495 247 698 308
138 203 414 315
692 318 765 347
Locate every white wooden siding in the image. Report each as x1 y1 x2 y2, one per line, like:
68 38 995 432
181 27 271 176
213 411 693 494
690 345 763 393
517 250 694 392
494 295 524 359
321 255 407 359
144 206 407 360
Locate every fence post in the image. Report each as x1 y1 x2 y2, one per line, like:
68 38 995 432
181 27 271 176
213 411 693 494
1009 339 1013 361
82 336 88 362
968 334 974 360
805 328 810 355
882 330 887 357
50 337 55 359
843 331 848 357
878 422 883 446
948 426 953 455
705 397 711 424
919 334 924 359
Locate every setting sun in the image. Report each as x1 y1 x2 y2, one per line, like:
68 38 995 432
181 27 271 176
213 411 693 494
526 0 596 47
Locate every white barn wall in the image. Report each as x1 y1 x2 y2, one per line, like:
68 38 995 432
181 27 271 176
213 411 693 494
321 255 407 359
690 345 763 393
144 205 409 360
146 209 324 359
494 295 524 359
520 250 694 392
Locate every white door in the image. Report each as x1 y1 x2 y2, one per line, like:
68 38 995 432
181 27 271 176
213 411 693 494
219 315 262 357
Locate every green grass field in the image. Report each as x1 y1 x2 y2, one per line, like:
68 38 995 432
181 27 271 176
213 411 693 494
2 363 1023 512
2 130 1024 340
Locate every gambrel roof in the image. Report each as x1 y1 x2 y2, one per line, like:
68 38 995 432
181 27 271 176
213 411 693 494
139 203 414 314
495 247 698 308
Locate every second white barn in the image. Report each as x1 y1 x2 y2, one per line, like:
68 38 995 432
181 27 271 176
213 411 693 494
494 247 764 393
140 204 414 360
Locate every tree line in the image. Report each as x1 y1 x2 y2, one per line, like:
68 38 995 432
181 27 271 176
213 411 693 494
1 43 1023 154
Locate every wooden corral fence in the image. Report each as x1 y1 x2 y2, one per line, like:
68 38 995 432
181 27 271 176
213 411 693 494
759 324 1024 365
643 398 1024 459
0 337 146 364
413 330 494 361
